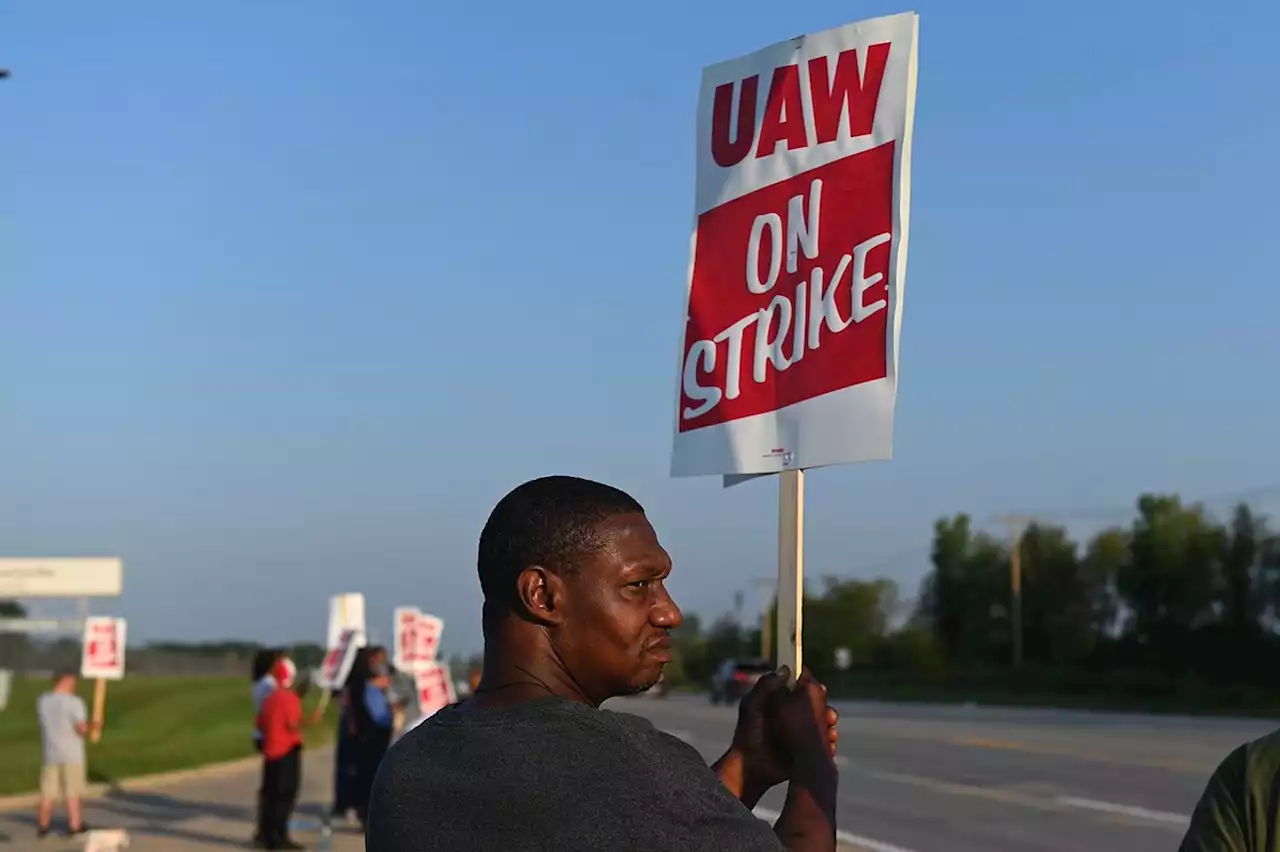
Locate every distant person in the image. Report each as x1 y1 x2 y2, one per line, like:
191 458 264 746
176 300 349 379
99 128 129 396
345 645 395 828
375 648 414 738
1180 728 1280 851
35 670 100 839
256 654 321 851
332 646 378 824
369 645 411 732
331 672 357 824
251 648 284 847
367 476 840 852
252 648 285 749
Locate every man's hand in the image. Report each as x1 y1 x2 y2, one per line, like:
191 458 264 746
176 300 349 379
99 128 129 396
767 668 837 761
715 666 838 806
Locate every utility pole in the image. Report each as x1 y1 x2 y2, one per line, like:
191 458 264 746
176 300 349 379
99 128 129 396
996 515 1033 669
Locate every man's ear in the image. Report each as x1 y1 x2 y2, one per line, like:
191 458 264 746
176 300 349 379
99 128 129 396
516 566 567 626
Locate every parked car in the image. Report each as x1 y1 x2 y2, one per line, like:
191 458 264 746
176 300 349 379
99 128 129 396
709 658 774 704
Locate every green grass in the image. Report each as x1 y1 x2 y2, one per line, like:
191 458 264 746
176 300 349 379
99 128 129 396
0 676 336 796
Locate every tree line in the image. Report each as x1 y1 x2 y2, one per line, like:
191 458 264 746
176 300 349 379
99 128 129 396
6 491 1278 708
670 493 1280 710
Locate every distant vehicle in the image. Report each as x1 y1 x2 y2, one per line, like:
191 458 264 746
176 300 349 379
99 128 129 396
709 658 773 704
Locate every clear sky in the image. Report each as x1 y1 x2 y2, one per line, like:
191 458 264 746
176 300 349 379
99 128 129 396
3 1 1278 655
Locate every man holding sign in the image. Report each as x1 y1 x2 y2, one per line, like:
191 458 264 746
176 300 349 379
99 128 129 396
35 671 99 839
367 476 840 852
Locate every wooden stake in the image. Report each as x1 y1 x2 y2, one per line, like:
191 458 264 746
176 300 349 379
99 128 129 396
776 469 805 685
90 678 106 743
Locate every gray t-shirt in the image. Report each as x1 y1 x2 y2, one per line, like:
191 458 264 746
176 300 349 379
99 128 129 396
36 691 87 766
366 697 787 852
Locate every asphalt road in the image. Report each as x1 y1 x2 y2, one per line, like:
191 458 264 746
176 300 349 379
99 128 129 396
607 693 1279 852
2 698 1272 851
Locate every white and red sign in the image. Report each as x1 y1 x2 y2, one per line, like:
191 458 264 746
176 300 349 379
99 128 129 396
80 616 127 681
393 607 443 674
318 626 363 689
327 593 366 651
414 661 456 719
672 13 919 478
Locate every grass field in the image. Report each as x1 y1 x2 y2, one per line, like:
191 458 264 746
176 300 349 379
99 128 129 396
0 676 336 796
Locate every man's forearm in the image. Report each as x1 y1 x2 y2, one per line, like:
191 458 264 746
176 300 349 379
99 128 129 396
772 751 838 852
712 748 769 809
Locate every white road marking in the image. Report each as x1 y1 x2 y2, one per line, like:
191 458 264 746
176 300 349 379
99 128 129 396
753 806 921 852
1056 796 1190 826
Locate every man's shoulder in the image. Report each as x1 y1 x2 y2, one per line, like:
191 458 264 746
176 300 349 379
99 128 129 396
1239 727 1280 781
385 700 671 769
36 691 78 710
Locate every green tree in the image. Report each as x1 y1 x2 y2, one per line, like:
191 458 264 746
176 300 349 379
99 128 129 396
1220 503 1269 641
1115 494 1223 671
1020 522 1116 665
923 515 972 661
917 518 1014 666
803 577 897 677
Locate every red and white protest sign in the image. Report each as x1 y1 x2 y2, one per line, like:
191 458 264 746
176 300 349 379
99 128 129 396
318 626 363 690
327 593 366 652
414 662 456 719
393 607 443 674
80 616 127 681
672 13 919 478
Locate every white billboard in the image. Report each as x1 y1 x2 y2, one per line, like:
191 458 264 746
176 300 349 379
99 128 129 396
0 559 123 597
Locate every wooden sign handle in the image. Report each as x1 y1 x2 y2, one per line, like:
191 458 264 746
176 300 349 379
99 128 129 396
90 678 106 743
776 469 805 686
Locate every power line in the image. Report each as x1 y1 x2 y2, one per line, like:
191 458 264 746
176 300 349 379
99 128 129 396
988 481 1280 526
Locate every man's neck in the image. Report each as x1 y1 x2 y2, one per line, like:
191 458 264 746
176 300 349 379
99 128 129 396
476 630 596 708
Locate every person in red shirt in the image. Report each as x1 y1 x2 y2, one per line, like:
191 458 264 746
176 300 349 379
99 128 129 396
256 656 318 850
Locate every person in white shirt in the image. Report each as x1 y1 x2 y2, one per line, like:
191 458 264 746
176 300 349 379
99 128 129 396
251 648 285 848
252 649 284 748
36 671 100 839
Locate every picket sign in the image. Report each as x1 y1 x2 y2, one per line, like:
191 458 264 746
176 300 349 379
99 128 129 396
671 12 920 679
318 627 364 691
80 616 127 743
393 607 444 674
414 662 456 720
327 593 366 651
314 593 367 715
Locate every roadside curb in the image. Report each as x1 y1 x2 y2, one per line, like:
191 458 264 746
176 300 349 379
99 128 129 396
0 753 268 813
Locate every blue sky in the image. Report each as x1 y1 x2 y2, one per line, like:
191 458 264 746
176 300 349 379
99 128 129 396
3 1 1278 655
